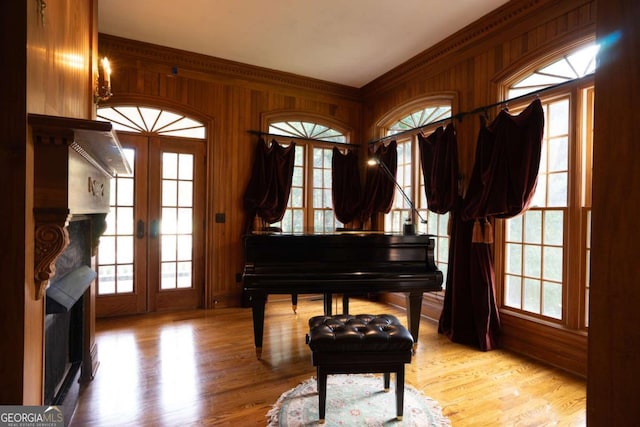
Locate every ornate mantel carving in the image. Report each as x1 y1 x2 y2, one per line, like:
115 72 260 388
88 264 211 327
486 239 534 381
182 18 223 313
29 114 130 300
34 209 72 299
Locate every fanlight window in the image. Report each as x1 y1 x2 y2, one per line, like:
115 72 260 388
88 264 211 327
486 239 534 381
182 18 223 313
97 106 206 138
269 121 346 143
508 43 599 98
388 105 452 135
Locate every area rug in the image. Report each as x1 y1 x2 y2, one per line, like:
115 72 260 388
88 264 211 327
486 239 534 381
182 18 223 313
267 374 451 426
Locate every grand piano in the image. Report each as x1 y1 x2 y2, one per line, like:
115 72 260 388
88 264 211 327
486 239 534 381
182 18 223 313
242 232 443 358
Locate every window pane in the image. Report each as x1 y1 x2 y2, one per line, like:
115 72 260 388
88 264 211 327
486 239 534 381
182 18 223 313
163 153 178 179
548 137 568 172
543 281 562 319
117 178 134 205
524 211 542 244
178 154 193 180
505 275 522 308
506 215 523 242
99 236 116 264
178 181 193 207
313 188 323 208
116 264 134 293
116 207 134 235
523 278 541 313
116 236 134 264
548 172 568 206
543 211 564 245
549 99 569 136
543 246 563 281
506 243 522 275
98 265 115 294
524 245 541 277
288 187 302 208
163 181 177 206
162 235 177 262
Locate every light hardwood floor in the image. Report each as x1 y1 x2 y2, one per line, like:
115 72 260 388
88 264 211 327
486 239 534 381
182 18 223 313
71 297 586 426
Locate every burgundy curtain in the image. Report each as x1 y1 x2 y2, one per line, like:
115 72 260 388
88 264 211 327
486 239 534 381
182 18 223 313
243 138 296 229
331 147 362 224
463 99 545 220
418 123 459 214
359 141 398 222
438 99 544 351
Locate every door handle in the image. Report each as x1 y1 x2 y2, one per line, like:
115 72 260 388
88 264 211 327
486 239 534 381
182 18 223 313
150 220 160 238
136 220 145 239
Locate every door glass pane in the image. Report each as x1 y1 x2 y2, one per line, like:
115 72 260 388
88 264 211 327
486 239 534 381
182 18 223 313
98 148 135 295
160 152 195 290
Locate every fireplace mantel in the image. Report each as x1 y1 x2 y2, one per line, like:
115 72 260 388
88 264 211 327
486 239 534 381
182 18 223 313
29 114 130 299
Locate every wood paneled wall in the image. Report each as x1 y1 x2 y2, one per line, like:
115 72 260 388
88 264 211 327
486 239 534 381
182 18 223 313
98 34 363 308
589 0 640 424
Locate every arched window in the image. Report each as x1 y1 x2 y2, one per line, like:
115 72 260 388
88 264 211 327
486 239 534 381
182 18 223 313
498 42 596 328
381 100 453 280
97 106 206 138
266 120 349 233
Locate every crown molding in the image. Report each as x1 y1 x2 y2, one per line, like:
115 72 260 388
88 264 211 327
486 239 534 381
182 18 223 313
99 33 361 101
362 0 554 97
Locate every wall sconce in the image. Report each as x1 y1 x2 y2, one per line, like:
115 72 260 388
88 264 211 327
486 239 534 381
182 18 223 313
94 57 112 104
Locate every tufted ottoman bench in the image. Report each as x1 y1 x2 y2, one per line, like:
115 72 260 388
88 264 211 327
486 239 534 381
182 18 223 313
306 314 414 423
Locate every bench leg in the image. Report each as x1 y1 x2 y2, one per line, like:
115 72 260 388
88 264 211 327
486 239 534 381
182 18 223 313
396 367 405 420
383 372 390 391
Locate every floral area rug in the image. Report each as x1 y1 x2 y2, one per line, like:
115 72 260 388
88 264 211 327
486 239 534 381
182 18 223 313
266 374 451 426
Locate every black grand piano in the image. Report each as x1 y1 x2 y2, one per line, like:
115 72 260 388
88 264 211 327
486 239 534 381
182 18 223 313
242 232 443 358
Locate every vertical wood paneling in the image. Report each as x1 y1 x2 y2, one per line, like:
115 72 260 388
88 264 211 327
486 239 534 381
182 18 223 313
589 0 640 423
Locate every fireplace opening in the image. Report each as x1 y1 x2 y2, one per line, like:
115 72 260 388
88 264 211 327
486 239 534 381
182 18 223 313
44 219 95 424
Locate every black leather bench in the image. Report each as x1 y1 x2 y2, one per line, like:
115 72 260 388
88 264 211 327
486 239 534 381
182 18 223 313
306 314 414 423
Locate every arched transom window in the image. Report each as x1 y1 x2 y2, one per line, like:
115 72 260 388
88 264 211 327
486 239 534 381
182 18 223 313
508 43 598 97
387 105 452 135
97 106 206 138
269 121 346 143
267 120 348 234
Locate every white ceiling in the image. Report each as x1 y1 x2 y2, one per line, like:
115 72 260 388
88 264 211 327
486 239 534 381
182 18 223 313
98 0 509 88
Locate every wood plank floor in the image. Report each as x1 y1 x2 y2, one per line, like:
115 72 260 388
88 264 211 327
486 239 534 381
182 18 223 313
70 297 586 426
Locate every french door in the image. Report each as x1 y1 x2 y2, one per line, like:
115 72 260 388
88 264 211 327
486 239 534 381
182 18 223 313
96 133 205 316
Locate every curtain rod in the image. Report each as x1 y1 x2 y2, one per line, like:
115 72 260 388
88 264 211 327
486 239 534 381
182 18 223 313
246 129 351 146
367 74 593 145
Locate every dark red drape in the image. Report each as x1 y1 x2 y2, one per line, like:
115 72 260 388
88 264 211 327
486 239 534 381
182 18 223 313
418 123 459 214
438 99 544 351
331 147 362 224
463 99 545 220
359 141 397 222
243 138 296 229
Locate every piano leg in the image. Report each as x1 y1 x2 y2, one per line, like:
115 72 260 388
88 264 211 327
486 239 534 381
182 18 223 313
405 291 423 347
324 293 333 315
291 293 298 313
251 293 267 359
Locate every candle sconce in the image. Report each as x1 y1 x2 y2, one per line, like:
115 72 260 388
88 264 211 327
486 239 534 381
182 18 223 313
94 57 112 104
